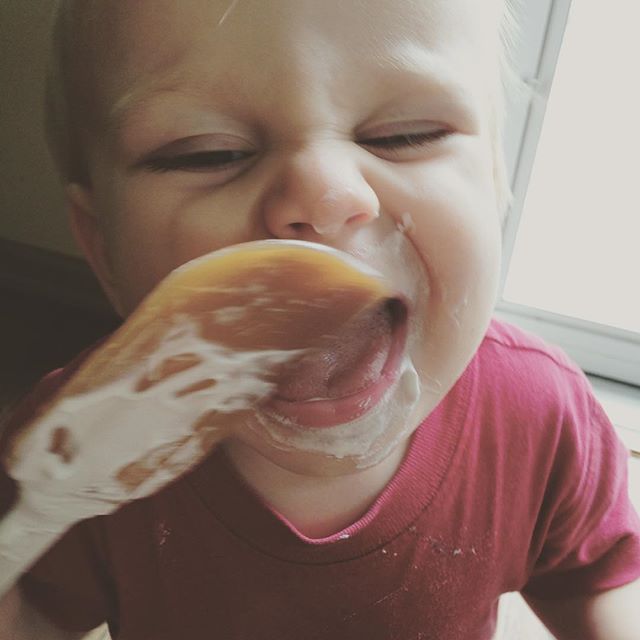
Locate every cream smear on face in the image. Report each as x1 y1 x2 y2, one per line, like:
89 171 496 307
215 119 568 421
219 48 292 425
8 319 301 525
244 221 428 468
254 358 420 468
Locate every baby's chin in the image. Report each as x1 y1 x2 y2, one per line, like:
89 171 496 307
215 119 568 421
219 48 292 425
230 356 424 477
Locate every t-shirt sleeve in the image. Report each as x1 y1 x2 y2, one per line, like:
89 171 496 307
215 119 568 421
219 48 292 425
0 352 117 632
522 386 640 599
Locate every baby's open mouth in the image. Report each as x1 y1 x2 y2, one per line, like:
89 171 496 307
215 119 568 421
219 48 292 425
262 298 408 428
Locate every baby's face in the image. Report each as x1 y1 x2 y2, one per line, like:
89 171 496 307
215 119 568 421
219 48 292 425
75 0 503 473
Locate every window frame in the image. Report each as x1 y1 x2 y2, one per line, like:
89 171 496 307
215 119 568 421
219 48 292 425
496 0 640 388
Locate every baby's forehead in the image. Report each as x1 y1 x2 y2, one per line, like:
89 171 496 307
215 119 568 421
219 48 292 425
71 0 505 66
56 0 508 160
76 0 504 114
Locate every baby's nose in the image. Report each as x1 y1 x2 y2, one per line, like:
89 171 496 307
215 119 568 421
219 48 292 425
262 144 380 240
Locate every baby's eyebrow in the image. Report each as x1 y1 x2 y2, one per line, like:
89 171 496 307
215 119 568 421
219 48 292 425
106 76 190 134
369 45 482 121
106 47 481 136
105 67 252 138
374 71 478 127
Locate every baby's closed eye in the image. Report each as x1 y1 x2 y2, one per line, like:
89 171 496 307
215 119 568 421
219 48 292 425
140 125 453 176
358 127 452 159
143 148 255 173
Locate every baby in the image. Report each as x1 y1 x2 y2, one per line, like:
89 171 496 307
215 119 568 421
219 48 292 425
1 0 639 638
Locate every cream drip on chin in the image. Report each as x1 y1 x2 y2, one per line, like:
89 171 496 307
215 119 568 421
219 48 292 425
248 356 421 468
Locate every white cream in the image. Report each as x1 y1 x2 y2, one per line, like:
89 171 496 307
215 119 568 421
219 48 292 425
0 497 70 598
251 357 421 467
7 318 302 524
396 212 416 235
249 219 430 466
211 306 250 325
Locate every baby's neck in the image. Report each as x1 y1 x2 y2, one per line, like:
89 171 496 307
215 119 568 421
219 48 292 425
222 440 409 539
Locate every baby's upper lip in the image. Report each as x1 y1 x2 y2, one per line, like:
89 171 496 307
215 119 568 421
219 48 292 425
339 249 416 310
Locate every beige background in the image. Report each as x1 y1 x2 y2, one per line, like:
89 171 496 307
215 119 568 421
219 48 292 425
0 0 78 256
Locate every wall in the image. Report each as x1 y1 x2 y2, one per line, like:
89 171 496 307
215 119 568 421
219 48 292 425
0 0 78 256
0 3 119 408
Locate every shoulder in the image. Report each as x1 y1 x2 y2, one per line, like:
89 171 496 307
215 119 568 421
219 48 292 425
474 317 592 419
469 319 626 496
465 318 615 478
481 317 583 382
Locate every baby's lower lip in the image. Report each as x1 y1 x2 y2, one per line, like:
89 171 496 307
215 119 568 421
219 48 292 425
260 304 408 429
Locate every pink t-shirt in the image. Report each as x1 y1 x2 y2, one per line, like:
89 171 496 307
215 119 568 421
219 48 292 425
2 319 639 639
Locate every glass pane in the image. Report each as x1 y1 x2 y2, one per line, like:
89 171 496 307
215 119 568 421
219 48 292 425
503 0 640 334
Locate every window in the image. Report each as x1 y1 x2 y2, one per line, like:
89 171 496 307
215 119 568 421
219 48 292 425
498 0 640 389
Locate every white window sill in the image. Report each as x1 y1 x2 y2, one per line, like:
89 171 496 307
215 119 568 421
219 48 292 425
588 375 640 455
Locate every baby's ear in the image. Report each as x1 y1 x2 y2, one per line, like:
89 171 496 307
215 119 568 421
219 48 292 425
66 183 124 316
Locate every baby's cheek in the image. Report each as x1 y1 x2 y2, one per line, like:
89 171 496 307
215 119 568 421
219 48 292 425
170 201 257 264
140 182 265 281
398 180 501 401
409 167 500 305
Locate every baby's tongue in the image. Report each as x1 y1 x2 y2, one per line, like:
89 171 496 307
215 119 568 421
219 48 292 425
275 302 395 401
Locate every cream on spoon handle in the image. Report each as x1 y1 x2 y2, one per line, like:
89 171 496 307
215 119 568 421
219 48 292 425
0 494 71 598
